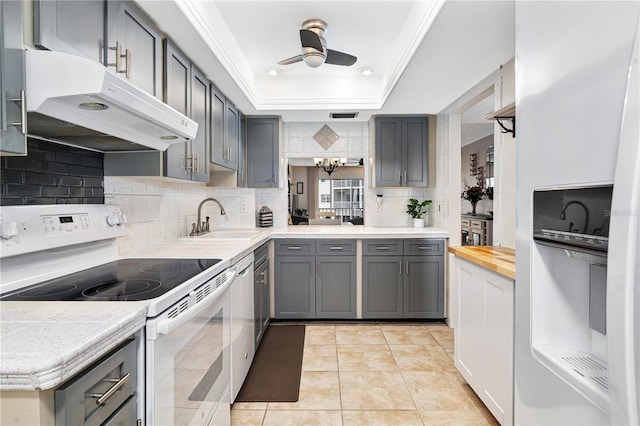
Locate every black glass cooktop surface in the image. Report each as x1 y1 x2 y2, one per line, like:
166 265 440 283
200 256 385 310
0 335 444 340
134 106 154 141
0 258 222 301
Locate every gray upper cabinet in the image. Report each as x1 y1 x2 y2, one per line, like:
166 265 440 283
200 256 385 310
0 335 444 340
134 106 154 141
237 113 246 187
210 85 239 171
1 0 27 155
189 67 210 182
374 116 428 187
34 0 106 64
163 40 209 182
246 117 280 188
107 1 163 98
211 86 226 166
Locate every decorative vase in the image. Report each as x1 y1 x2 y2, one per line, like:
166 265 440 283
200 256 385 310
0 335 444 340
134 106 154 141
413 218 425 228
471 200 478 215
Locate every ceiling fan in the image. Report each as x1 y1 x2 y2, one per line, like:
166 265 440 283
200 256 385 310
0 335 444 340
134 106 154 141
277 19 357 68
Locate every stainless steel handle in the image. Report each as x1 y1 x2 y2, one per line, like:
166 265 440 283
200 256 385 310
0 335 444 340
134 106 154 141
125 49 131 79
417 246 432 250
92 372 131 405
137 419 142 426
193 154 200 173
329 246 344 250
287 246 302 250
376 246 390 251
186 154 193 171
398 261 402 275
403 170 407 184
405 261 409 275
109 42 128 76
397 170 402 185
10 90 27 134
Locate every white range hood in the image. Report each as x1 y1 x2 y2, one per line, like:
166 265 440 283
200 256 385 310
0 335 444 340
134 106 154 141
25 49 198 152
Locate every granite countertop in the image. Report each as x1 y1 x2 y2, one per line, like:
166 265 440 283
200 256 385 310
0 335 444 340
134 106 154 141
0 302 147 391
447 245 515 279
1 225 449 391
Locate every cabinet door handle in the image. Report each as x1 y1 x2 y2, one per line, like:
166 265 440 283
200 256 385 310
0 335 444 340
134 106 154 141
109 41 129 77
376 246 390 251
10 90 27 135
125 48 131 79
329 246 344 251
403 170 407 184
397 170 402 185
405 261 409 276
194 154 200 173
398 261 402 276
287 246 302 250
418 246 432 250
91 372 131 405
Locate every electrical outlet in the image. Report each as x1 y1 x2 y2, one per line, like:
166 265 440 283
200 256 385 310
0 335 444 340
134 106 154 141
240 201 248 213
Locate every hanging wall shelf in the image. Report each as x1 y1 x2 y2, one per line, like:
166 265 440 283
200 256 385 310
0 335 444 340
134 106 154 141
483 102 516 137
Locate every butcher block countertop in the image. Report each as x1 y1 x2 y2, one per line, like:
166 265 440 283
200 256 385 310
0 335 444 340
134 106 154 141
448 246 516 280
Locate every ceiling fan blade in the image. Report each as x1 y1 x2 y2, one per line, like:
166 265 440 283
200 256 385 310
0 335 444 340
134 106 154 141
300 29 323 51
325 49 357 66
277 54 303 65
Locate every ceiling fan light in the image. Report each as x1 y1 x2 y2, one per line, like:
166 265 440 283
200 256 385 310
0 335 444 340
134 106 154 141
303 53 326 68
267 68 280 76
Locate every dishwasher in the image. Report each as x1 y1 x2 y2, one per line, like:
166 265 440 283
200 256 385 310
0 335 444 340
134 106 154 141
230 253 255 402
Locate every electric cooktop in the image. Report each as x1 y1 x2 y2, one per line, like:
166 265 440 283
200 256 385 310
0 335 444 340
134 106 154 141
0 258 222 302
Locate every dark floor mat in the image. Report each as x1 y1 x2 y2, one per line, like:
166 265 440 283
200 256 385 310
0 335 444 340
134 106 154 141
235 324 306 402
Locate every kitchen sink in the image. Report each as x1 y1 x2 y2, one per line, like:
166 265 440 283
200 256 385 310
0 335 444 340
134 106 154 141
181 230 264 241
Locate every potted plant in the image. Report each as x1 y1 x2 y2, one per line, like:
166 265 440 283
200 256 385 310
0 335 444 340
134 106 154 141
406 198 432 227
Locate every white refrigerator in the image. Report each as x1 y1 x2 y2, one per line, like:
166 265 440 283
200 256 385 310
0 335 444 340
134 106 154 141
515 1 640 425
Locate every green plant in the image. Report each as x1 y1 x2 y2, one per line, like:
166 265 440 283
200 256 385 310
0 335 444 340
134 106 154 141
406 198 432 219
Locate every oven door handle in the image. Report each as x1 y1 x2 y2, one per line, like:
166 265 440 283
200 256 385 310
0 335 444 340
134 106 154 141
157 270 237 336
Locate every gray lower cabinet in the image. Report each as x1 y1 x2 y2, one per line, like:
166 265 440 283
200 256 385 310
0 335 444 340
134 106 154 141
362 255 403 318
34 0 106 64
363 239 445 319
316 256 356 319
275 239 356 319
0 0 26 155
275 255 315 319
107 1 163 98
246 117 280 188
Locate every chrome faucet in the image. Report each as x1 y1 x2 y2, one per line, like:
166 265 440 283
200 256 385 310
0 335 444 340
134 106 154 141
190 198 226 236
559 200 590 234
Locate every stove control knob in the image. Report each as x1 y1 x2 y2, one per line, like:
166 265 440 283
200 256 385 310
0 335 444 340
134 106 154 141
106 215 121 226
118 214 128 224
0 222 18 240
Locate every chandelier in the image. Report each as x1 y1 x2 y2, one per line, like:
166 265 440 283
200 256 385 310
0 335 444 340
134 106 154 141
315 158 346 176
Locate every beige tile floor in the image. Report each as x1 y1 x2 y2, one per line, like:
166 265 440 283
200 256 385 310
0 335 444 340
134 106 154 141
231 322 498 426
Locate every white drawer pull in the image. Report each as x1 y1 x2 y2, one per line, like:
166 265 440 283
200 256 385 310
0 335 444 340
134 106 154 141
287 246 302 250
330 246 344 250
376 246 390 250
418 246 432 250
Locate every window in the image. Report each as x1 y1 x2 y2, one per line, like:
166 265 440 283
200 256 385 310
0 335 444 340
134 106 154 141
317 178 364 221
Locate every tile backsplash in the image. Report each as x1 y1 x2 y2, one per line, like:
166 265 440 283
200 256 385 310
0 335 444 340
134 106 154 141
0 139 104 206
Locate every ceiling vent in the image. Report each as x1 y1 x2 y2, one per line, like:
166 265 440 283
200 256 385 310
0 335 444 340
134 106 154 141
330 112 359 119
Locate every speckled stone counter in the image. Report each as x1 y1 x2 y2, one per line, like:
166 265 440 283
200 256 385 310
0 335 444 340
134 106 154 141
447 246 515 280
0 302 147 390
0 225 448 391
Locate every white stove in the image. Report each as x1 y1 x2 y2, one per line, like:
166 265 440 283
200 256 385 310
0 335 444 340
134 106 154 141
0 204 234 425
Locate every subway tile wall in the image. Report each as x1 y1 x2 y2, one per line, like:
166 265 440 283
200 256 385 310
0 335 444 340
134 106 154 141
0 140 104 206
